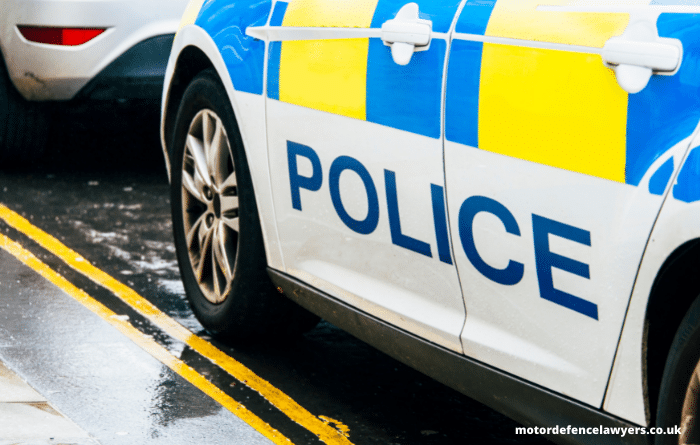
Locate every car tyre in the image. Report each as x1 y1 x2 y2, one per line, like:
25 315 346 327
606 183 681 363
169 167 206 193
170 68 319 342
0 58 49 164
656 294 700 444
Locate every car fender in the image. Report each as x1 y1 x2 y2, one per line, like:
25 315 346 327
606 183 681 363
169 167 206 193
161 21 284 272
604 120 700 426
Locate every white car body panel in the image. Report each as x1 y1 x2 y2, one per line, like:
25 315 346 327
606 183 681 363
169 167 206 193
445 133 690 408
266 100 466 353
604 129 700 425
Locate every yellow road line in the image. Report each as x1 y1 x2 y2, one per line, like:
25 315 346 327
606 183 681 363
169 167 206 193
0 204 353 445
0 232 291 445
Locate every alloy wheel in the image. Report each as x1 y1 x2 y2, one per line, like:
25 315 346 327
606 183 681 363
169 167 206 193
180 109 239 304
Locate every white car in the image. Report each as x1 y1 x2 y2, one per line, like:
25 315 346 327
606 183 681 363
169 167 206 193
0 0 189 162
161 1 700 444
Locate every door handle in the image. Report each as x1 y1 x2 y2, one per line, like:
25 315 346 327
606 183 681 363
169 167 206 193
602 39 680 73
602 30 682 94
380 3 432 65
537 5 686 93
246 2 432 66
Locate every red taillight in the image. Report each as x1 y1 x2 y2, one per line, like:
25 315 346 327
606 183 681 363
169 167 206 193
18 26 106 46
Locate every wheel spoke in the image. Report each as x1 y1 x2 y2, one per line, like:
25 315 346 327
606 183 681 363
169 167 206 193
196 226 213 283
221 171 237 193
220 196 239 211
182 170 205 203
202 112 213 152
220 173 239 231
213 221 233 281
221 209 239 233
681 364 700 445
681 414 696 445
186 213 206 251
186 134 211 188
186 213 212 278
211 245 222 300
212 223 233 300
211 120 224 155
210 124 223 176
208 119 227 186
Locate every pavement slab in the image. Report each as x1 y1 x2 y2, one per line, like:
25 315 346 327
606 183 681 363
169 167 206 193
0 361 99 445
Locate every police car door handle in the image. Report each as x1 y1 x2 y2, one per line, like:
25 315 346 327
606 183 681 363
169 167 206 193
602 40 680 73
246 2 432 66
380 3 432 65
602 24 682 93
601 37 681 93
537 4 686 93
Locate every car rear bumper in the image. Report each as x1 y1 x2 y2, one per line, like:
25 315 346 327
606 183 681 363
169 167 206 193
0 0 188 101
77 34 174 100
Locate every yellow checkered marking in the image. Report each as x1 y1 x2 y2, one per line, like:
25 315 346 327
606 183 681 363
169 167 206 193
479 0 638 183
279 0 379 120
177 0 207 34
484 0 635 47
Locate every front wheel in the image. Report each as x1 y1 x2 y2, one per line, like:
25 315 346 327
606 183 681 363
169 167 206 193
169 68 318 342
656 295 700 444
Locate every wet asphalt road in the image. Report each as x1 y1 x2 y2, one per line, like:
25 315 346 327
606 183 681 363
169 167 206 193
0 99 552 445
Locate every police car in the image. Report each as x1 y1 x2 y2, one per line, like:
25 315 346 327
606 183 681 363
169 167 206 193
160 1 700 443
0 0 189 162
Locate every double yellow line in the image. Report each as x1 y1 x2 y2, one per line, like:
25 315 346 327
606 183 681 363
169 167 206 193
0 204 353 445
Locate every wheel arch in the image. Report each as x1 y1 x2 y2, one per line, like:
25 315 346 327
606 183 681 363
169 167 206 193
160 23 285 272
161 43 214 172
604 170 700 426
644 238 700 427
161 27 226 180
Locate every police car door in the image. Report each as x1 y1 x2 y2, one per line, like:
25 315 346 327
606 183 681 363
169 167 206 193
255 0 465 352
443 0 698 406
